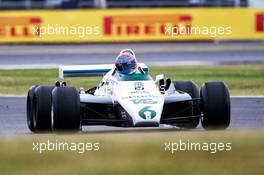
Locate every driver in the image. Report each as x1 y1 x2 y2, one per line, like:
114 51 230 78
115 49 138 75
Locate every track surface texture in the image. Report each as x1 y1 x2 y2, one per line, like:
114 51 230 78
0 42 264 69
0 97 263 135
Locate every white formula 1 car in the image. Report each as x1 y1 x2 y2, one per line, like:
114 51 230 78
27 63 230 132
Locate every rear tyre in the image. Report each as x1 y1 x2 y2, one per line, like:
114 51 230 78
26 85 38 132
200 82 230 130
173 81 200 129
33 86 54 132
52 87 80 131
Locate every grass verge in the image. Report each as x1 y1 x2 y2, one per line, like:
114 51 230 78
0 65 263 95
0 130 263 175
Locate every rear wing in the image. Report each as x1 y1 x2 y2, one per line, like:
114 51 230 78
59 63 149 80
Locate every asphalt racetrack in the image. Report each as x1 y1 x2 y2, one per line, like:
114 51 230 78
0 42 264 68
0 96 263 134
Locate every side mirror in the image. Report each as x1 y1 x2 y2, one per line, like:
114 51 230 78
155 74 164 83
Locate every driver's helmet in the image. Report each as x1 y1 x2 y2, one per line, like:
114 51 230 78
115 50 137 75
120 49 136 57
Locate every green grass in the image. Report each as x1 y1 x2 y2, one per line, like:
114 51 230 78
0 130 263 175
0 65 263 95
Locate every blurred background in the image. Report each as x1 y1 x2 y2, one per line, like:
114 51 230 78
0 0 263 42
0 0 263 44
0 0 261 9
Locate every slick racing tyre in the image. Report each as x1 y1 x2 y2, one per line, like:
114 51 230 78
173 81 200 129
32 86 54 132
26 85 38 132
52 87 80 131
174 81 199 99
200 82 230 130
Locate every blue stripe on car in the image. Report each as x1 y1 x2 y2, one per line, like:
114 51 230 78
64 69 110 74
64 68 148 74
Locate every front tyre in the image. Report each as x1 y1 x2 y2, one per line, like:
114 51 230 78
26 85 38 132
33 86 54 132
52 87 80 131
200 82 230 130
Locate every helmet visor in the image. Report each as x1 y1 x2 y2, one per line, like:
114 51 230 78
116 60 137 74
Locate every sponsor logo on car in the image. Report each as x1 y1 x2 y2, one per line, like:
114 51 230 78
138 106 157 120
121 95 162 100
134 82 144 90
131 90 149 94
130 98 158 105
